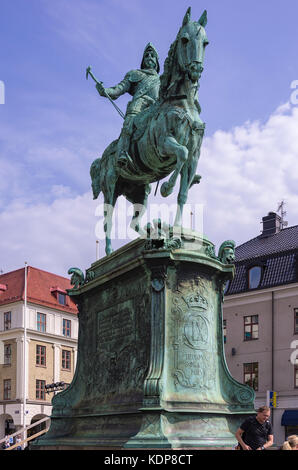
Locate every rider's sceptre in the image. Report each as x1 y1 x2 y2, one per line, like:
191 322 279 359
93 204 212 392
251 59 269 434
86 66 125 120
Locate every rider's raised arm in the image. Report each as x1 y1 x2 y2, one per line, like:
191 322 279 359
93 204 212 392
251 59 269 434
103 72 133 100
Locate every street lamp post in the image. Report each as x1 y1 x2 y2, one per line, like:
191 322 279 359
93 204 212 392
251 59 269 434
23 262 28 448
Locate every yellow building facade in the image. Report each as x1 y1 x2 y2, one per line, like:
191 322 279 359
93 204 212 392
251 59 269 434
0 266 78 439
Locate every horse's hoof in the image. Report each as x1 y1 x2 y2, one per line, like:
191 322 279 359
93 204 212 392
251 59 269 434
192 174 201 185
160 181 173 198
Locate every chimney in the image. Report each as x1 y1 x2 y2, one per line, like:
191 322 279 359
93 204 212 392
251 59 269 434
260 212 281 238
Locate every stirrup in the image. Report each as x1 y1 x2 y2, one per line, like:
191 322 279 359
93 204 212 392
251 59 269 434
117 151 132 168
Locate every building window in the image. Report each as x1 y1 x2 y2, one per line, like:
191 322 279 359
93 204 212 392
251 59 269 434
248 266 262 289
37 313 46 332
244 315 259 341
295 362 298 389
294 308 298 334
58 293 67 306
4 311 11 330
62 350 71 370
4 418 15 435
63 319 71 337
244 362 259 391
36 345 46 366
36 380 46 400
4 379 11 400
4 344 12 365
223 319 227 344
224 280 230 295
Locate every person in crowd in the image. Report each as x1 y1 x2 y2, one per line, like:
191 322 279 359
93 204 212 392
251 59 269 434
280 435 298 450
235 406 274 450
4 435 10 449
16 435 22 450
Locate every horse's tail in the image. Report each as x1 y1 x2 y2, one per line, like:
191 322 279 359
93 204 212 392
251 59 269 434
90 140 118 199
90 157 102 199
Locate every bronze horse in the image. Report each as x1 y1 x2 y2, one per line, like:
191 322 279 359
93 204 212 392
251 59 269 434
90 7 208 255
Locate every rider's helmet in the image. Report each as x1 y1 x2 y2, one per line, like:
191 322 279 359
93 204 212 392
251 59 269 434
141 42 160 73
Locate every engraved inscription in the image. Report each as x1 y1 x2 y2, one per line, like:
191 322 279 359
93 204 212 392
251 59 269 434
98 307 133 347
95 302 136 393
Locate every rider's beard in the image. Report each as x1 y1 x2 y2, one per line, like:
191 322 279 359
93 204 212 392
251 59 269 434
145 59 156 70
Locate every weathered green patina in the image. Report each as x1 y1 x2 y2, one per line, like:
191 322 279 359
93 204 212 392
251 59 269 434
94 42 160 167
90 7 208 255
33 232 255 449
33 8 256 451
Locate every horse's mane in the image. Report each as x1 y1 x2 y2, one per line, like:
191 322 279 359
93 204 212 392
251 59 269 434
158 28 202 113
159 34 183 100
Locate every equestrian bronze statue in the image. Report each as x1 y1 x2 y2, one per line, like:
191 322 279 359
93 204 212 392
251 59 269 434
89 7 208 255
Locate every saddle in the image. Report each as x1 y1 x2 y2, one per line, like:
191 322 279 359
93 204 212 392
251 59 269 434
131 101 159 142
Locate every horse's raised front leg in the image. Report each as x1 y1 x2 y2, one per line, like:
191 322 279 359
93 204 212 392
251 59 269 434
160 136 188 198
174 164 192 227
174 168 188 227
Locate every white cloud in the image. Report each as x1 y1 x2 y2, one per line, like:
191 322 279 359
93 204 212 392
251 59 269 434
191 102 298 249
50 185 76 199
0 193 96 276
1 102 298 275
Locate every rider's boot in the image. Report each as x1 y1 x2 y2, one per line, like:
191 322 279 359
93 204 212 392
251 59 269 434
117 131 133 168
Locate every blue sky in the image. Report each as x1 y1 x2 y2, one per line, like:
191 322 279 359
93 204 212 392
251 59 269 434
1 0 298 276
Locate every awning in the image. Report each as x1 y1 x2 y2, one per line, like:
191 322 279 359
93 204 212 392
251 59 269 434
281 410 298 426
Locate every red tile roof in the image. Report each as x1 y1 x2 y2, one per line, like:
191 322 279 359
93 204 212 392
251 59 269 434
0 266 78 315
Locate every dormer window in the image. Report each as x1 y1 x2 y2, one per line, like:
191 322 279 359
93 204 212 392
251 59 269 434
58 293 66 305
50 287 68 306
248 266 262 289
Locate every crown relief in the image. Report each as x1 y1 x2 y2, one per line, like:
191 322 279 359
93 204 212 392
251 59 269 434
182 291 208 310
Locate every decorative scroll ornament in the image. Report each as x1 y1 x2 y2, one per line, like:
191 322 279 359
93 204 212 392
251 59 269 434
68 267 95 291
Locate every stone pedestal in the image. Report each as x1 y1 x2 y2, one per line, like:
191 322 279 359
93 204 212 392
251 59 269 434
33 231 255 449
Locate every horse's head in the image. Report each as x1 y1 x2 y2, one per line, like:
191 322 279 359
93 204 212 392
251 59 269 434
176 7 209 83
